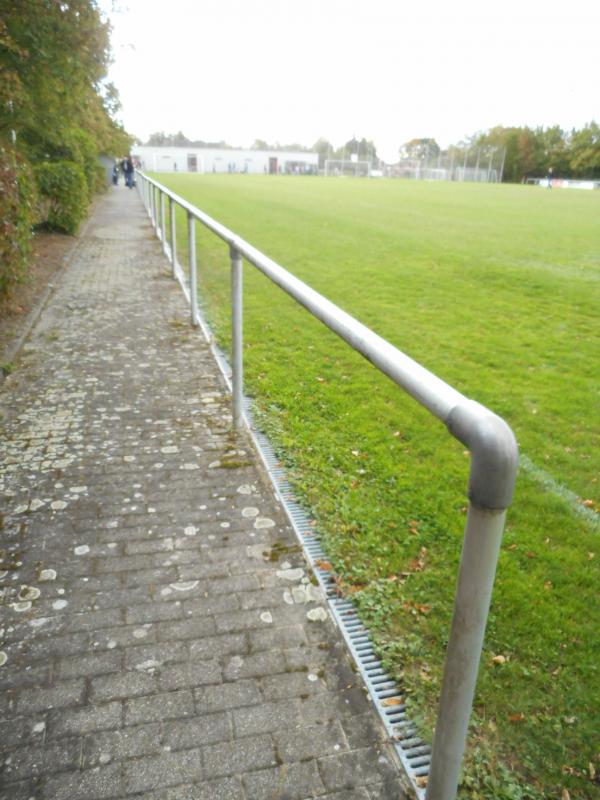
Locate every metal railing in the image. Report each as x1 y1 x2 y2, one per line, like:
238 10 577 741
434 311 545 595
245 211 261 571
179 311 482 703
137 171 519 800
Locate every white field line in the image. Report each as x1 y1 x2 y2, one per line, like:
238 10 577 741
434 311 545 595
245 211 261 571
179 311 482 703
519 454 600 531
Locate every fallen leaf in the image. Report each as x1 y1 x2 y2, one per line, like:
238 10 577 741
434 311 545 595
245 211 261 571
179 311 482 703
316 376 325 383
544 581 553 590
507 543 518 551
589 762 596 780
582 499 595 508
509 713 525 723
562 790 571 800
526 551 536 558
416 776 428 788
315 560 332 571
382 697 404 707
588 552 595 560
492 654 507 665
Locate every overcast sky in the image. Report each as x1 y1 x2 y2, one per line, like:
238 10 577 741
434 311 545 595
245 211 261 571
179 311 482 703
98 0 600 162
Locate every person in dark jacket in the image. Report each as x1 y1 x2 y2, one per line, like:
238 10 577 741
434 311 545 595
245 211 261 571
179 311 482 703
122 156 134 188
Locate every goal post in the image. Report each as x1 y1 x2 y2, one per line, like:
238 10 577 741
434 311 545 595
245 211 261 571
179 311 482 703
324 159 371 178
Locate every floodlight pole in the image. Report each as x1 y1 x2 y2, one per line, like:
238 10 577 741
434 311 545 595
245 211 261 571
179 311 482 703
499 147 507 183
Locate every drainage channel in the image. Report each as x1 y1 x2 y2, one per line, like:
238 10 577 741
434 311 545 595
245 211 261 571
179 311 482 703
175 282 431 798
250 421 431 798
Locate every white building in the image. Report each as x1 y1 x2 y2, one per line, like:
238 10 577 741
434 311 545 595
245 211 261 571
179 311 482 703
134 146 318 175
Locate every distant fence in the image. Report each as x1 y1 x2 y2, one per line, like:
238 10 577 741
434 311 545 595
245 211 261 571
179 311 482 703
388 146 505 183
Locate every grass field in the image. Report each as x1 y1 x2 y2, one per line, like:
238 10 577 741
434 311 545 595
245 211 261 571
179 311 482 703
151 174 599 799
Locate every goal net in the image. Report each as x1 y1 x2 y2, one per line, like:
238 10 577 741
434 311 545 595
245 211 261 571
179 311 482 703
324 159 371 178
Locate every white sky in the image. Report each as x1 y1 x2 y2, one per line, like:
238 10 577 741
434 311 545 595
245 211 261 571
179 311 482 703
98 0 600 162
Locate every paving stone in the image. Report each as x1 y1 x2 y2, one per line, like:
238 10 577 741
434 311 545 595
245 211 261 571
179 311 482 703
138 776 245 800
82 722 161 766
42 763 123 800
273 720 349 762
48 700 123 738
202 733 278 779
260 670 327 701
159 659 222 691
0 663 51 690
223 650 285 681
0 714 48 748
243 761 326 800
188 632 248 660
0 738 80 781
125 689 194 725
155 616 216 642
318 747 399 791
232 698 303 737
123 748 203 794
249 624 308 652
125 641 189 670
0 780 38 800
125 601 184 625
163 712 231 750
15 679 85 715
90 670 158 701
195 679 262 713
56 651 123 681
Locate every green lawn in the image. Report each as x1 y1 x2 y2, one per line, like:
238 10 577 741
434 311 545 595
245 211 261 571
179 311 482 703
153 174 599 799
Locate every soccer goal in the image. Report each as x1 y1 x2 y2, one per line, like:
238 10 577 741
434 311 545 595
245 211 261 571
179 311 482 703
324 159 371 178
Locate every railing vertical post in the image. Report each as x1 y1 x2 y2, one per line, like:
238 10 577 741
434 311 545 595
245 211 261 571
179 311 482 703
169 197 177 276
425 503 507 800
187 211 198 327
150 185 156 229
160 191 166 250
230 245 244 429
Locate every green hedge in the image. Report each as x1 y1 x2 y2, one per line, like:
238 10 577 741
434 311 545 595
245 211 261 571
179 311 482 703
0 144 38 297
35 160 89 234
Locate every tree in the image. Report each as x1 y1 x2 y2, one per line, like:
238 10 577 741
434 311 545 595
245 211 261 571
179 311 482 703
311 138 334 169
0 0 131 293
0 0 130 157
400 138 440 160
569 122 600 179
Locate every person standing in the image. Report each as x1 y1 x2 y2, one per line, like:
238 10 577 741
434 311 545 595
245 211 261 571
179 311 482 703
122 155 134 188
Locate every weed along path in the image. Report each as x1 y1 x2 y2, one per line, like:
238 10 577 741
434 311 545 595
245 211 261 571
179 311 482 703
0 187 406 799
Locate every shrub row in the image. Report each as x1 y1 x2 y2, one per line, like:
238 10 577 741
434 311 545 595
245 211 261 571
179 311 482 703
0 131 111 298
0 145 38 297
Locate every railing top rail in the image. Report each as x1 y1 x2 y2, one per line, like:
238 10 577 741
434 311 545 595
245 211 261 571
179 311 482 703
140 171 517 510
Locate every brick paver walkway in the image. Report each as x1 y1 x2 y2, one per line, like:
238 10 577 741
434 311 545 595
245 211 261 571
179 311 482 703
0 187 407 799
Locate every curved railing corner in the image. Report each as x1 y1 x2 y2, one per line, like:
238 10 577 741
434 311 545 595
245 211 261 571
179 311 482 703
137 171 519 800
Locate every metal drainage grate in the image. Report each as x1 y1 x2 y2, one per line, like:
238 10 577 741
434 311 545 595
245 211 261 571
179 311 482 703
185 301 431 798
250 408 431 797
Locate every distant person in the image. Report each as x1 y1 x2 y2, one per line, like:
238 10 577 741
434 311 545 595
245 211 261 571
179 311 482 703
547 167 553 189
112 161 119 185
122 156 134 189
